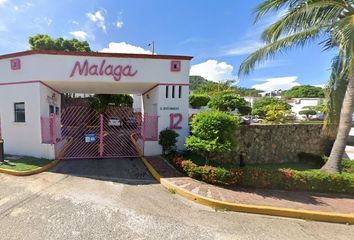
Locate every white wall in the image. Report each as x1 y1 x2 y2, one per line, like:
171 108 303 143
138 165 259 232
0 52 191 157
0 83 42 158
288 98 323 118
0 82 60 159
142 84 190 156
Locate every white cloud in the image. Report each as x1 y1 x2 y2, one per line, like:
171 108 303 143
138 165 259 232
224 40 264 56
251 76 300 91
69 31 89 41
86 10 106 32
100 42 152 54
116 20 124 29
190 60 238 83
0 0 8 7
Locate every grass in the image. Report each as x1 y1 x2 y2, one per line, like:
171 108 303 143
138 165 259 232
0 155 52 171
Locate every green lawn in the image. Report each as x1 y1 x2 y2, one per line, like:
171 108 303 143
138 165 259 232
0 155 52 171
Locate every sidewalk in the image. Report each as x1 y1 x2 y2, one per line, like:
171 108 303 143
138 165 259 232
144 156 354 222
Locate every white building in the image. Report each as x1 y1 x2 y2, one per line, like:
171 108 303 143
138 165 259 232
0 50 192 159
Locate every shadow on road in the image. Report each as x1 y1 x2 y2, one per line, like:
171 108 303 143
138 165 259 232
49 158 156 185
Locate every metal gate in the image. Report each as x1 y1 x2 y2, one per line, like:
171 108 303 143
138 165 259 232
41 105 158 159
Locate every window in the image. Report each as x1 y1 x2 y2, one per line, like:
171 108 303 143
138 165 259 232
49 105 55 115
178 86 182 98
55 107 60 115
14 102 25 123
165 86 169 98
172 86 175 98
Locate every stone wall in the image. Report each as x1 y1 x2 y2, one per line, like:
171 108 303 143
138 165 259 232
229 124 323 164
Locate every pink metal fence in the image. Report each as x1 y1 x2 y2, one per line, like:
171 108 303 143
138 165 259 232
45 106 159 159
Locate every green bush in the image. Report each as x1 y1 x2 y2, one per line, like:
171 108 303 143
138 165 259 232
208 91 248 112
189 94 210 109
186 111 241 162
264 103 295 123
252 97 291 118
158 129 179 155
237 106 252 115
283 85 325 99
173 156 354 194
342 159 354 173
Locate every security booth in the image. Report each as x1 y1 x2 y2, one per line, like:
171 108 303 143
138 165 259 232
0 50 192 160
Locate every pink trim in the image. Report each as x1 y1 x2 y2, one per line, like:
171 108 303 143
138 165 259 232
0 80 61 94
0 50 193 61
142 83 190 95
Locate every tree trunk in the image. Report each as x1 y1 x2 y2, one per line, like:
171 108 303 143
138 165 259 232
321 72 354 173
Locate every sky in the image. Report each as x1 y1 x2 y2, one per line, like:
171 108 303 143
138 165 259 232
0 0 338 91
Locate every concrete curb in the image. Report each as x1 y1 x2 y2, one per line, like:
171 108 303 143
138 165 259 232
0 139 71 176
140 156 354 225
0 158 61 176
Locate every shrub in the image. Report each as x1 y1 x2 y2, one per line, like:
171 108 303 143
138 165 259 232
299 108 317 120
186 111 241 162
237 106 252 115
208 91 248 112
189 94 210 109
172 156 354 194
158 129 179 155
264 103 295 123
252 97 291 118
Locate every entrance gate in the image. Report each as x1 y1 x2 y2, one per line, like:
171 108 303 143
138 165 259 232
55 106 146 159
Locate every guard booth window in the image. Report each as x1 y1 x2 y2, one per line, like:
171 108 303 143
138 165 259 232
49 105 55 115
14 102 25 122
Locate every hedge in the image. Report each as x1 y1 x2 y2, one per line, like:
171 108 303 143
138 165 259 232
173 156 354 194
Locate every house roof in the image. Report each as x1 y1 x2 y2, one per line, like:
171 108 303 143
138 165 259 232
0 50 193 61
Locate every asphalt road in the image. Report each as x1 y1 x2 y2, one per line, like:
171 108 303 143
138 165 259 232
0 159 353 240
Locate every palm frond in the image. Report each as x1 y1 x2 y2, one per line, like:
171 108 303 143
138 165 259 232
255 0 309 23
262 1 344 43
239 27 322 76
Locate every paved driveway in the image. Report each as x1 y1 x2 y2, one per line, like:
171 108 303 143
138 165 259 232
0 159 353 240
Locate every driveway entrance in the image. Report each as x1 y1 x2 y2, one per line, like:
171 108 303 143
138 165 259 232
51 158 154 183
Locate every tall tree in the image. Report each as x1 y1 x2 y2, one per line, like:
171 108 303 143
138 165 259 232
283 85 325 98
239 0 354 173
321 56 349 154
29 34 91 52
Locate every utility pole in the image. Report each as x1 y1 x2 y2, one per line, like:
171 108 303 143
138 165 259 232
148 41 155 55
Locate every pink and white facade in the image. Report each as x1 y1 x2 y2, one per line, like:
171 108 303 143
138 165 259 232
0 50 192 159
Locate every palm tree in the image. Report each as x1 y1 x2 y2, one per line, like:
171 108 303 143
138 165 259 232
321 55 348 155
239 0 354 173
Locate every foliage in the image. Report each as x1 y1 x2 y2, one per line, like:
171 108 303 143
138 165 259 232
185 111 241 161
89 94 133 112
322 55 349 153
29 34 91 52
238 0 354 173
252 97 291 118
299 107 317 120
264 103 295 123
207 91 248 112
237 106 252 115
283 85 325 99
173 155 354 194
0 155 51 171
159 129 179 155
190 75 262 97
189 94 210 109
